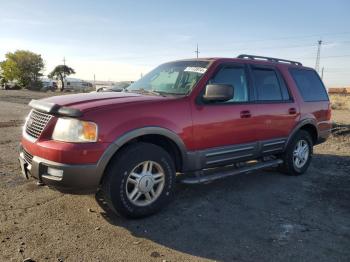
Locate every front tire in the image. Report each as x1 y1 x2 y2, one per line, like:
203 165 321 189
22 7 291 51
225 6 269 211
280 130 313 176
101 142 176 218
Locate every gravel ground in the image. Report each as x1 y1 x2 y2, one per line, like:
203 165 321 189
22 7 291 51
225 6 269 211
0 90 349 262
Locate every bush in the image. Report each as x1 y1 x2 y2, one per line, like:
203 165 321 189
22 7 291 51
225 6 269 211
330 94 350 110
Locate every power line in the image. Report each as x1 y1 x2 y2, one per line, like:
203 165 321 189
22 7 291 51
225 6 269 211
322 68 350 72
203 41 345 53
297 54 350 59
221 31 350 45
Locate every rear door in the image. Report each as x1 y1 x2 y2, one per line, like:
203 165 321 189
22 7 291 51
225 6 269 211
248 65 299 152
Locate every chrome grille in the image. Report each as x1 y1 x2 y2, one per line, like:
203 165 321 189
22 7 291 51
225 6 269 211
23 148 33 165
25 110 53 139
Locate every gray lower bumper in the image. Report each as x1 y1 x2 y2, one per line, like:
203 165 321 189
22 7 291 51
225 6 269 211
316 129 331 145
19 152 102 193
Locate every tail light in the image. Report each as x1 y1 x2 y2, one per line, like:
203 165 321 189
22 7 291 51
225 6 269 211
326 103 332 120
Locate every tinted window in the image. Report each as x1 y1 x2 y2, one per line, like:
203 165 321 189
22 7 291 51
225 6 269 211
289 68 328 101
210 67 248 102
253 69 283 101
280 79 291 100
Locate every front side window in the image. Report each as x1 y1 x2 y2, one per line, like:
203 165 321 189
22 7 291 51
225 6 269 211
209 66 248 103
253 68 283 101
127 61 209 95
289 68 328 101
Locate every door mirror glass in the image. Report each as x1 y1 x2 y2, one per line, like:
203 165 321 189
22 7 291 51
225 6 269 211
203 84 234 102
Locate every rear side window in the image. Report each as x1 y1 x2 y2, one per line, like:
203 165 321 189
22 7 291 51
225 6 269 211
289 68 328 101
252 68 288 101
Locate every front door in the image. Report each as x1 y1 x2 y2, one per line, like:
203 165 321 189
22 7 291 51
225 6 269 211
191 63 259 167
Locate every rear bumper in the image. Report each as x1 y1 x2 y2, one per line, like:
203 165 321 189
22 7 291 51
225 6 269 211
19 149 102 193
316 128 331 145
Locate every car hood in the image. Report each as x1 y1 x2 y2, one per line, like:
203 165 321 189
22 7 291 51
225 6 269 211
41 92 171 112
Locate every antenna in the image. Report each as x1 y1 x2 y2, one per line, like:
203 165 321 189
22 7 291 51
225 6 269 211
315 40 322 72
194 44 200 58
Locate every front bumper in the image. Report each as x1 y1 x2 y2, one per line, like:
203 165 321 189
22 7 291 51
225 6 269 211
19 149 102 193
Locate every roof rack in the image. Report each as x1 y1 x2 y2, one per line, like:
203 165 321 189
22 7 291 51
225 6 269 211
237 54 302 66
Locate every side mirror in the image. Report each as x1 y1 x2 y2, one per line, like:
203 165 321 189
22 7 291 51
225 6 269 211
203 84 234 102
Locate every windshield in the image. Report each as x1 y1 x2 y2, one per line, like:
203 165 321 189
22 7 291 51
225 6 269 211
127 61 209 95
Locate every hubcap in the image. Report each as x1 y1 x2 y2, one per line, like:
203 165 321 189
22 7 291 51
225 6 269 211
126 161 165 207
293 139 310 169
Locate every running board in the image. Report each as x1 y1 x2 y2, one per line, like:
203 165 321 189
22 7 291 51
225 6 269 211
180 159 283 184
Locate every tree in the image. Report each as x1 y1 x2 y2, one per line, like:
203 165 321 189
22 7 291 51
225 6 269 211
0 69 6 87
0 50 44 89
48 65 75 91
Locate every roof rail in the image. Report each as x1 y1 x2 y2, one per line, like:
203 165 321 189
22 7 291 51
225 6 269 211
237 54 302 66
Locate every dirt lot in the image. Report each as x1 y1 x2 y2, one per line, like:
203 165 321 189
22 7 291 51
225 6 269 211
1 90 349 262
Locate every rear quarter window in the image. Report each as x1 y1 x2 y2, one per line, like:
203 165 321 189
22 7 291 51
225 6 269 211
289 68 329 102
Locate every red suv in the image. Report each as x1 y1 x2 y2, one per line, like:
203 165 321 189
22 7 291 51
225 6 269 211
19 55 331 218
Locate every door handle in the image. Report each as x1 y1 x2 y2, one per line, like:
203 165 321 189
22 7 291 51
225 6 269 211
240 110 251 118
288 108 297 115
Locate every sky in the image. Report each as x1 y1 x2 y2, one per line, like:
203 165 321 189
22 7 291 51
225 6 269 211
0 0 349 86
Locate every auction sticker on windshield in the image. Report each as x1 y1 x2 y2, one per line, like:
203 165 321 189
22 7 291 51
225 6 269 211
184 67 207 74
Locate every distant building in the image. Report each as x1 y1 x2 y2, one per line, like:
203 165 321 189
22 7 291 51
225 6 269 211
328 87 350 95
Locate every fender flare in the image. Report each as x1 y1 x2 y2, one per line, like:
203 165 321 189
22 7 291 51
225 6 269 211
95 127 188 181
285 119 318 149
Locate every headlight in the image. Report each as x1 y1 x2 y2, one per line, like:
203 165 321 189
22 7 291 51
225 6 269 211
52 118 98 142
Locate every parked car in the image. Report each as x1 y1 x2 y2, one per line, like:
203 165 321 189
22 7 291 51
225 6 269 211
19 55 331 218
58 78 93 92
1 81 21 90
96 81 133 92
41 80 57 92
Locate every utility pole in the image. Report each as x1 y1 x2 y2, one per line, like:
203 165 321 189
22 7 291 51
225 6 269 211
61 57 67 91
62 57 66 79
315 40 322 73
321 67 324 79
195 43 200 58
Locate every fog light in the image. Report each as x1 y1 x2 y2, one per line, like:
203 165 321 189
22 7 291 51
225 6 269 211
46 167 63 180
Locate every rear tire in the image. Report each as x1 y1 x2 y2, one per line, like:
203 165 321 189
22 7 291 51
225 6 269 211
279 130 313 176
101 142 176 218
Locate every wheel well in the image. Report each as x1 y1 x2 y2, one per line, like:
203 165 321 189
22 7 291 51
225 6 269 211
300 124 318 144
116 134 183 172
